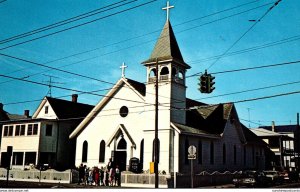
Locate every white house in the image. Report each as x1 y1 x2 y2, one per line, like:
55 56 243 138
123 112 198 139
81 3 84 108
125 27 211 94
0 95 93 170
69 17 267 174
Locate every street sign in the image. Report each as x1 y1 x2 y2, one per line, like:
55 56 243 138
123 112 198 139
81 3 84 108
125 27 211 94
188 145 196 159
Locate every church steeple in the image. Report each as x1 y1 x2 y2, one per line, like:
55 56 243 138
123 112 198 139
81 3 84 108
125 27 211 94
142 20 190 69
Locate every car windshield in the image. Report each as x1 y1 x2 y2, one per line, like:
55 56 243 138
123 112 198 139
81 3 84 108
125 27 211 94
264 171 276 175
242 171 256 178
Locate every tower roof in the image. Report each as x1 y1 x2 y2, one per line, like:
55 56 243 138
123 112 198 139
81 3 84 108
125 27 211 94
142 20 190 68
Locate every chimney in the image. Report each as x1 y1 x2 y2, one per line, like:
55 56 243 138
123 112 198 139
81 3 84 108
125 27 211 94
272 121 275 132
0 103 3 111
24 110 30 118
72 94 78 103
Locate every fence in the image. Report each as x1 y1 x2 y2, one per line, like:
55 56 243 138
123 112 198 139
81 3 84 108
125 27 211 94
0 168 76 183
168 171 240 188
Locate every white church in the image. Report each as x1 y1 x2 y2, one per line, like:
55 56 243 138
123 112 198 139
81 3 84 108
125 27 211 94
69 4 267 174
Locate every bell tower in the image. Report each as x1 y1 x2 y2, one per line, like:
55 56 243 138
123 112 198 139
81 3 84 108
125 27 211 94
142 17 190 126
141 1 190 174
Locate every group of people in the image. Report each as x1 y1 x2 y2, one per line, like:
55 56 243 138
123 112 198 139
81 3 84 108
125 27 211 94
78 158 121 187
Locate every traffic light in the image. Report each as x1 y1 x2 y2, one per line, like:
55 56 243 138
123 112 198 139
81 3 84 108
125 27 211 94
207 74 215 93
198 74 207 93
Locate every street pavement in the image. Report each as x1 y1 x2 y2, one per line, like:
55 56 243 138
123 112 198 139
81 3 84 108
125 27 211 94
1 180 300 189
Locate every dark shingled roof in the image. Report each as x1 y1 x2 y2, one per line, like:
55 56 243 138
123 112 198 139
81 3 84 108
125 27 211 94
46 97 94 120
185 99 233 135
126 78 146 96
1 107 29 122
260 125 298 133
142 20 189 68
241 124 267 146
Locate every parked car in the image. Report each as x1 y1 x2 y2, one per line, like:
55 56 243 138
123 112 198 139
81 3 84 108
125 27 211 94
233 171 257 188
263 170 283 184
233 171 272 188
279 171 289 182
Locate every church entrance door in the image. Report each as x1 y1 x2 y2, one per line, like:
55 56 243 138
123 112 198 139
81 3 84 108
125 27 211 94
112 137 127 171
113 151 127 171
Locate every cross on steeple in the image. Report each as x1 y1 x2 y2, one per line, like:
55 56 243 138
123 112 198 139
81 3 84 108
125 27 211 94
120 62 127 78
162 1 174 21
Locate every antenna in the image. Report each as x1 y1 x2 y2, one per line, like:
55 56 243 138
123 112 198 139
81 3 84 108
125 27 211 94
247 108 251 128
43 74 64 97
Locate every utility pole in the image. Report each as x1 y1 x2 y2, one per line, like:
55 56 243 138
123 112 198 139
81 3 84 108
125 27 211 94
297 113 299 170
154 58 159 188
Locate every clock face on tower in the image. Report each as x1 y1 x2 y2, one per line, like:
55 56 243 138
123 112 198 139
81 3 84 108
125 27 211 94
119 106 129 117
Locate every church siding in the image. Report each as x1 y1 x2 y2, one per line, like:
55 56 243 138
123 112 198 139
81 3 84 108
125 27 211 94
75 83 146 168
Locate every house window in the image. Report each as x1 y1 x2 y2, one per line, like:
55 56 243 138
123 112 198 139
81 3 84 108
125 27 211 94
99 140 105 163
198 140 202 164
210 141 214 164
33 124 38 135
15 125 20 136
223 143 226 164
20 125 25 136
27 124 33 135
46 124 52 136
45 106 49 114
8 126 13 136
185 138 189 165
234 145 237 165
82 141 88 163
3 126 8 136
27 124 38 135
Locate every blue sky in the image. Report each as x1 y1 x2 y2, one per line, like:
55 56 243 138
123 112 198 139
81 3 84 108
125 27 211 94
0 0 299 127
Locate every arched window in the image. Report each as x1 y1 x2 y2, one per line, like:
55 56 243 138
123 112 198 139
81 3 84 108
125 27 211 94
198 140 202 164
185 138 189 165
171 67 177 77
252 147 255 166
82 141 88 163
178 71 184 79
117 138 127 150
160 66 169 75
152 138 160 163
234 145 237 165
244 146 246 166
210 141 214 164
140 139 144 166
140 139 144 161
223 143 226 164
150 68 156 77
99 140 105 163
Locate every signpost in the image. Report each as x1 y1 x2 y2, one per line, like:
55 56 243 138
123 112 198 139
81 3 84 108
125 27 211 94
188 145 196 188
6 146 13 187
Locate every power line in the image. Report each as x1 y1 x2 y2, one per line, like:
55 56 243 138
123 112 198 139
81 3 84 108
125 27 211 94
0 53 115 85
0 0 158 51
0 52 186 105
229 89 300 104
0 0 132 44
0 1 272 84
187 35 300 65
0 73 153 106
212 60 300 75
196 79 300 101
0 1 271 52
206 0 282 70
188 59 300 78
